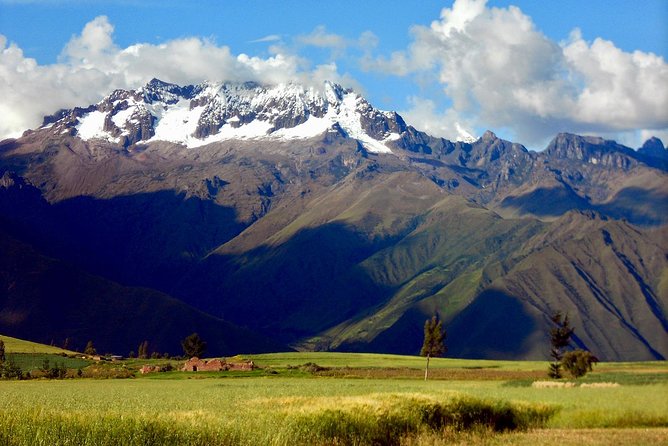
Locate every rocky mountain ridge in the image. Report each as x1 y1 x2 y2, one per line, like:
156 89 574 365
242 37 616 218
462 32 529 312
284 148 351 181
1 79 666 360
42 79 413 153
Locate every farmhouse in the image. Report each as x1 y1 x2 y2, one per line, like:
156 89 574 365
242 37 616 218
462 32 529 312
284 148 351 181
181 357 255 372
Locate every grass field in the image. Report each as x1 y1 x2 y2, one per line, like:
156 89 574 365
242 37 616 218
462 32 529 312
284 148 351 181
0 348 666 445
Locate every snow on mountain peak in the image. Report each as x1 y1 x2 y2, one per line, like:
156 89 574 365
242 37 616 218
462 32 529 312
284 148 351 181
63 79 400 153
455 122 477 143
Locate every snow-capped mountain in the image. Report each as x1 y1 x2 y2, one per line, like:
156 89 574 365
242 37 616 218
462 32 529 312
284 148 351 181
3 76 667 362
45 79 415 153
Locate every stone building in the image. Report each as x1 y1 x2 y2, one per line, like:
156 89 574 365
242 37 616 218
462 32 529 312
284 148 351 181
181 357 254 372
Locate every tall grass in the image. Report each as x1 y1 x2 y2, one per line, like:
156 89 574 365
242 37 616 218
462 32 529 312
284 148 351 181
0 393 554 446
285 394 554 445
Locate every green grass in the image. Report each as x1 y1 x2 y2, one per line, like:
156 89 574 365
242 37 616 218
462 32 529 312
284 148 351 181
0 334 77 355
0 351 666 444
6 353 90 372
245 352 547 371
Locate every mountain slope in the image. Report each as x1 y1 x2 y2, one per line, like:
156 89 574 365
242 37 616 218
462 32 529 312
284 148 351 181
486 212 668 360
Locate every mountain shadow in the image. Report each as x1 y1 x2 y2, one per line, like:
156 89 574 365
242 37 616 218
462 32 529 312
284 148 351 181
0 182 245 293
179 222 396 343
335 289 542 359
0 229 287 356
446 289 542 360
597 187 668 225
500 185 668 226
500 185 590 217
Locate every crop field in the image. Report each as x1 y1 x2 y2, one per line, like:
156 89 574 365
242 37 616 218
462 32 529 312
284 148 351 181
0 351 666 445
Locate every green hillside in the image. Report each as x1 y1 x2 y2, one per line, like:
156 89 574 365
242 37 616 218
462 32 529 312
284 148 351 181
0 334 76 354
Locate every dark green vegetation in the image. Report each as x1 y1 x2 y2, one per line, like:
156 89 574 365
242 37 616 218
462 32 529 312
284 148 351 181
548 313 575 379
0 82 666 360
181 332 207 358
421 315 447 380
561 350 598 378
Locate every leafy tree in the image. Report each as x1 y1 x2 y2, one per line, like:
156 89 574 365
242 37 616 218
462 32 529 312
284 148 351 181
138 340 149 359
548 312 573 379
0 339 5 363
84 340 97 356
181 333 207 358
562 349 598 378
420 315 447 381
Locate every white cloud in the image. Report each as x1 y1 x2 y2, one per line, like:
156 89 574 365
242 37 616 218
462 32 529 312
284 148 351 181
0 16 351 140
296 25 348 51
249 34 282 44
400 97 477 142
368 0 668 147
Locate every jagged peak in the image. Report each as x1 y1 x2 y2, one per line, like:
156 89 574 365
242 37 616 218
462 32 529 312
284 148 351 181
481 130 497 142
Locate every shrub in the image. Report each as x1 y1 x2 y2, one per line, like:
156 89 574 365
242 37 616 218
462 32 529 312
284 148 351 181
287 395 556 445
300 362 329 373
562 349 598 378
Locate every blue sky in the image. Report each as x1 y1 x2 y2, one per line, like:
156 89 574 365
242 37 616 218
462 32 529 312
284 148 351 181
1 0 666 149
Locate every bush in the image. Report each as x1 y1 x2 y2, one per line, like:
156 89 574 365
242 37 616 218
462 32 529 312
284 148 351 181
288 395 556 445
562 349 598 378
300 362 329 373
0 360 23 380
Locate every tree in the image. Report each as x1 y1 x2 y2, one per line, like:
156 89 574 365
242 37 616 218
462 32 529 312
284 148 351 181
0 339 5 363
181 333 207 358
0 359 22 380
548 312 573 379
84 340 97 356
138 340 149 359
62 337 71 351
420 315 447 381
562 349 598 378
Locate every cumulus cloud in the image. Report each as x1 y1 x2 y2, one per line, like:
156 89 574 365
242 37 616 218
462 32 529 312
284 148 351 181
0 16 350 139
400 97 476 142
366 0 668 147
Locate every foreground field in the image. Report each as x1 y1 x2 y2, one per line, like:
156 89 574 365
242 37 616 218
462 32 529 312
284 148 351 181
0 352 666 445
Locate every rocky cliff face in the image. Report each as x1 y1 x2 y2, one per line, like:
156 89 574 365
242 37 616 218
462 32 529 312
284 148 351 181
544 133 643 170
